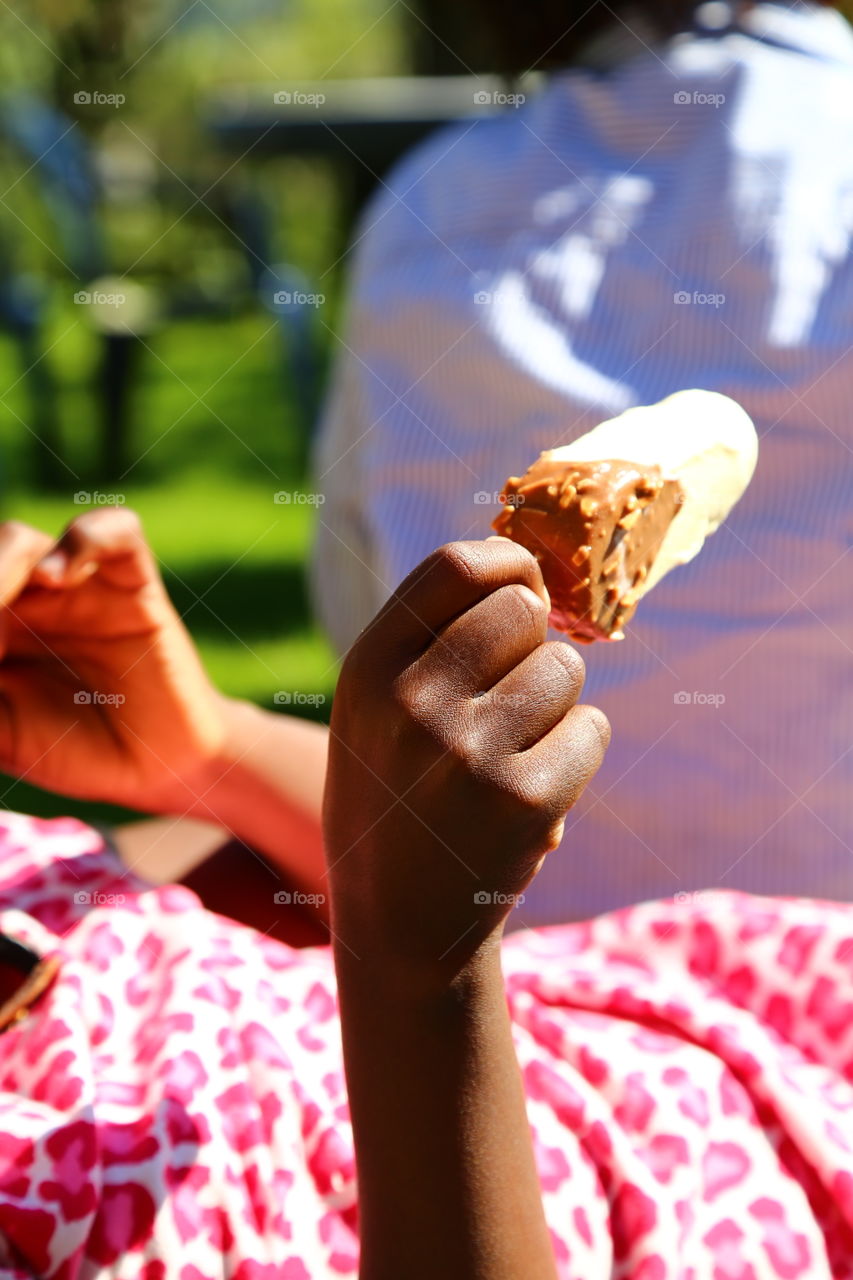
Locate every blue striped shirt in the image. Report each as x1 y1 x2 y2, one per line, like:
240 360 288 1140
312 1 853 925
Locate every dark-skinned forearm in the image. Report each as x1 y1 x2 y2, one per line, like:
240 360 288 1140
334 944 558 1280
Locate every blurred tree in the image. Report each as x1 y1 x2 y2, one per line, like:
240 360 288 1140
407 0 483 73
408 0 853 74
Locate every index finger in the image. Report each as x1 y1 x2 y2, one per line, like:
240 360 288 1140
0 522 56 608
361 539 549 660
33 507 157 590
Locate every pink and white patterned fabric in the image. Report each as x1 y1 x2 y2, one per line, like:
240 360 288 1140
0 811 851 1278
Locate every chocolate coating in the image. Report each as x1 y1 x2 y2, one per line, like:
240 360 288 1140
492 457 684 642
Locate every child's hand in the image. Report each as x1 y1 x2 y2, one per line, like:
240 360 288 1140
324 539 610 979
0 510 227 811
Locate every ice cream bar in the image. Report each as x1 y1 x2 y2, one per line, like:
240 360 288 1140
492 390 759 642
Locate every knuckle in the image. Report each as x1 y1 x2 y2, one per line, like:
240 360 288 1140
0 520 35 547
540 640 585 689
475 760 559 839
502 582 548 629
502 755 564 815
66 511 108 543
391 673 445 730
435 718 479 766
580 704 611 751
390 673 479 759
388 671 424 720
71 506 140 538
502 540 539 576
485 536 541 584
512 773 554 817
453 702 491 755
431 541 482 588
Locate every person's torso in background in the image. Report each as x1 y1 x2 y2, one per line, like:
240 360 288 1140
312 1 853 923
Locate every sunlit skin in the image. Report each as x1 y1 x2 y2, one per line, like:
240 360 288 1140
0 510 227 807
0 514 610 1278
0 510 328 905
326 537 610 976
326 539 610 1280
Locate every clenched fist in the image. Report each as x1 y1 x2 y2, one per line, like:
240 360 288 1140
324 539 610 981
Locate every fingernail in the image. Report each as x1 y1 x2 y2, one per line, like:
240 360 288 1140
36 553 65 580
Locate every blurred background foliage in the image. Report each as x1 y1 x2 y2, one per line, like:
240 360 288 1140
0 0 410 821
4 1 850 825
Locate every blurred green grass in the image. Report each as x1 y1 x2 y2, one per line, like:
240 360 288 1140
0 0 410 827
0 306 340 826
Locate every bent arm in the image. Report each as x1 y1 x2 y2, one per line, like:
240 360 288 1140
142 696 329 910
335 946 557 1280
